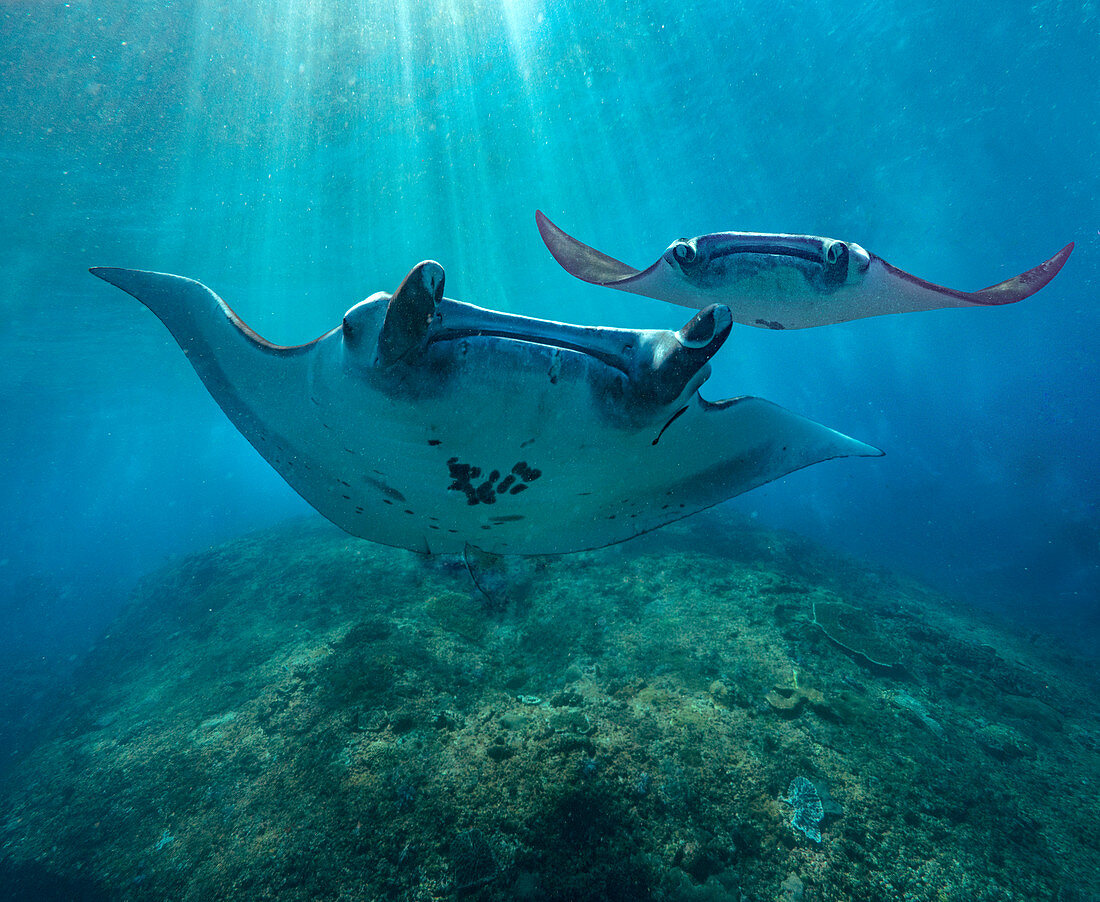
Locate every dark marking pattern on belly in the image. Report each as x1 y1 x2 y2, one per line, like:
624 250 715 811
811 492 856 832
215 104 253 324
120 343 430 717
447 457 542 506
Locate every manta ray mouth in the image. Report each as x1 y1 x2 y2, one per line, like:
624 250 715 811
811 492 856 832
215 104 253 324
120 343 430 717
426 327 630 375
700 235 850 270
710 243 823 264
690 234 864 288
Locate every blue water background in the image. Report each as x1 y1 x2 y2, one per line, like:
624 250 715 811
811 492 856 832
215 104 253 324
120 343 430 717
1 0 1097 676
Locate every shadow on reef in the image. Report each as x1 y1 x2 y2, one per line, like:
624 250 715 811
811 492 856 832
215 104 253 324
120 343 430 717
0 859 112 902
1 509 1099 901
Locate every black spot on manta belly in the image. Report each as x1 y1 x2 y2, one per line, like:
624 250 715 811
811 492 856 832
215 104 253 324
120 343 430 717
511 461 541 481
447 457 484 506
363 474 405 502
448 457 542 505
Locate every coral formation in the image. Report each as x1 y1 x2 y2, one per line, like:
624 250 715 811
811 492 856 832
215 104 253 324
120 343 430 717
0 509 1098 901
780 778 824 843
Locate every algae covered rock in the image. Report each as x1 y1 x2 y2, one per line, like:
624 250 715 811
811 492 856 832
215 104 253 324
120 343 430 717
450 828 499 892
974 723 1036 761
765 684 825 717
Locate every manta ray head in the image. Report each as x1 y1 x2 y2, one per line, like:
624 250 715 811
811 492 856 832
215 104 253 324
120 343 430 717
338 260 734 424
664 233 872 293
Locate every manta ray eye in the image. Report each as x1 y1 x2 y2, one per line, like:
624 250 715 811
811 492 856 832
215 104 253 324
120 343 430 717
672 241 697 265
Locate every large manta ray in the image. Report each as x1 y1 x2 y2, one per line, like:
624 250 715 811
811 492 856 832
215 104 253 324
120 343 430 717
536 210 1073 330
90 262 880 555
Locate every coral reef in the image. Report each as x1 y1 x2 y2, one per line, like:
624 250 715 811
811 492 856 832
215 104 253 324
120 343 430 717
1 509 1098 901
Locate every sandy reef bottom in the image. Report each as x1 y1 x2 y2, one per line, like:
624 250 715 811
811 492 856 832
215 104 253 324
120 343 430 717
1 510 1098 901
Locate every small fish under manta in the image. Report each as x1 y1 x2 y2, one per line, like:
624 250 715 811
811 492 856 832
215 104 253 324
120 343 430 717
90 218 1070 556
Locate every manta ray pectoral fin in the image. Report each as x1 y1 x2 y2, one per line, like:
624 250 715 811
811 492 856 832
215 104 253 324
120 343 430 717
536 210 641 285
376 260 446 364
88 267 315 363
89 266 320 489
877 241 1074 308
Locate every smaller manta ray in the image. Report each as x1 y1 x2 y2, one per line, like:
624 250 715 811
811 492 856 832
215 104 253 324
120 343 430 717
536 210 1073 330
90 262 881 556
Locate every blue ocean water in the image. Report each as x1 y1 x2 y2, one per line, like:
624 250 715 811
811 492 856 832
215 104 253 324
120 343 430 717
1 0 1097 681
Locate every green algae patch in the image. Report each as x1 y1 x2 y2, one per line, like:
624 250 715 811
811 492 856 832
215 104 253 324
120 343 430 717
812 598 900 668
427 588 486 642
545 709 593 735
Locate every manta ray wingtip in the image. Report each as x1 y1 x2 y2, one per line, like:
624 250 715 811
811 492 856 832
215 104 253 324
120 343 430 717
88 266 160 295
535 209 641 285
89 266 124 284
1036 241 1074 280
971 240 1075 304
